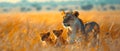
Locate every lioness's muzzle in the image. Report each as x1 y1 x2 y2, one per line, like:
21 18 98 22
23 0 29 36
63 23 70 26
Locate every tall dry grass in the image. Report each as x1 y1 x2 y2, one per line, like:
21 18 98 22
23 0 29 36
0 11 120 51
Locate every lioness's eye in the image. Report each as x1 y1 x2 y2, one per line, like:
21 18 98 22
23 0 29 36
69 17 74 20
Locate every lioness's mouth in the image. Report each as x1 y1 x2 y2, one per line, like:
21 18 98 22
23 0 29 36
64 23 70 26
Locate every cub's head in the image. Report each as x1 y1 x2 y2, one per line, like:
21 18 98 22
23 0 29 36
53 29 63 37
41 32 50 41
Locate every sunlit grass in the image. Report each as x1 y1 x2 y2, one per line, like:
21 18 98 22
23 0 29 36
0 11 120 51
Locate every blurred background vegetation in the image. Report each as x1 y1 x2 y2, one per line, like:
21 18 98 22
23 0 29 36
0 0 120 13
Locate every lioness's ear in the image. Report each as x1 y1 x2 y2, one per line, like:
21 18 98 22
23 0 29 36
61 10 65 15
73 11 79 17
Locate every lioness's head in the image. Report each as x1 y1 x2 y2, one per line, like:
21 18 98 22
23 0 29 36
61 10 79 27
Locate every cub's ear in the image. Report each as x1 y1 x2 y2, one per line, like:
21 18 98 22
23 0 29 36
53 30 56 33
47 32 50 36
73 11 79 17
60 29 63 32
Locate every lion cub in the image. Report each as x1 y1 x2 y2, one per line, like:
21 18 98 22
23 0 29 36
41 29 68 47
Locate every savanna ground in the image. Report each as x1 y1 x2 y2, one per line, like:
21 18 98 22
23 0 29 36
0 11 120 51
